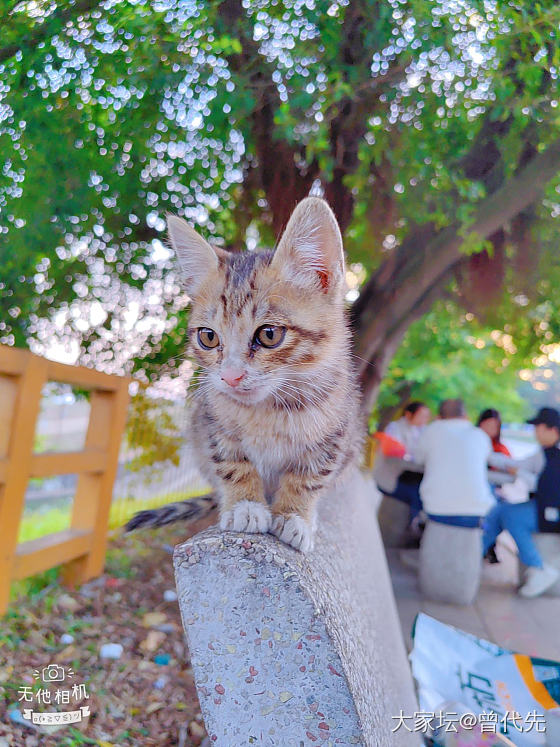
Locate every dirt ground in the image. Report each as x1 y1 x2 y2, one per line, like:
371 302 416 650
0 515 215 747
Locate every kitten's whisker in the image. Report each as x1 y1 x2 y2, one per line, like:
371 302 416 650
275 384 326 406
349 353 378 370
282 371 339 388
275 383 324 412
272 390 290 414
279 377 336 400
160 352 189 363
274 386 324 434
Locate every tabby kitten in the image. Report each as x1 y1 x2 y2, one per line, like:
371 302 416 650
129 198 363 552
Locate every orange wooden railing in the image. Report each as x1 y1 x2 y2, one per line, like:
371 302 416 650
0 345 130 615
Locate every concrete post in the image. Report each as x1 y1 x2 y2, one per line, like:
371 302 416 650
377 494 411 548
174 469 420 746
419 521 482 605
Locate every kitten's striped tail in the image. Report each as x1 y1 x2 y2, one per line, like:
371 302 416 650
124 493 217 532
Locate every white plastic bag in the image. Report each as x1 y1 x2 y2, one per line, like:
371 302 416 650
410 614 560 746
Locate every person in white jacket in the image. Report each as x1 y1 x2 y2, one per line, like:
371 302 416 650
373 401 430 521
385 402 431 454
414 399 495 525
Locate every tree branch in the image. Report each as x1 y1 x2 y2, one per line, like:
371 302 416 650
352 137 560 409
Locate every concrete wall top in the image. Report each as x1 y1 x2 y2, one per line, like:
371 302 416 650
174 469 420 746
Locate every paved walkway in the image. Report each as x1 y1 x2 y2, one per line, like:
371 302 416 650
386 540 560 662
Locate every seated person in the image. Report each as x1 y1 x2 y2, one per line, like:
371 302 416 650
477 408 511 457
414 398 495 527
484 407 560 598
477 408 511 562
373 401 430 523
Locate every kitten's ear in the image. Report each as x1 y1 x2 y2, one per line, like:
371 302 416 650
167 215 219 296
272 197 344 293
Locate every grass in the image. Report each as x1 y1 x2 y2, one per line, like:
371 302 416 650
11 489 209 603
18 504 72 542
17 489 208 543
107 489 209 531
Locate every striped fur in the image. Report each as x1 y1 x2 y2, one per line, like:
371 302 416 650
125 494 217 531
129 198 364 552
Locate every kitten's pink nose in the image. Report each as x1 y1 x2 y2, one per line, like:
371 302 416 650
221 368 246 388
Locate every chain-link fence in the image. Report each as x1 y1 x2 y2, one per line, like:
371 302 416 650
19 384 210 544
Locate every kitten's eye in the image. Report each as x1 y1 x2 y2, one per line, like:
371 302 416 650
197 328 219 350
254 325 286 349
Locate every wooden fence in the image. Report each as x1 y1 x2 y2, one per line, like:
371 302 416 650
0 345 130 615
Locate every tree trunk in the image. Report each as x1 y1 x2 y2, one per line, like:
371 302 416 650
376 382 414 431
351 138 560 414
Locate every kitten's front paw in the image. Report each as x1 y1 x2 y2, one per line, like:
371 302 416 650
220 500 272 534
270 513 314 553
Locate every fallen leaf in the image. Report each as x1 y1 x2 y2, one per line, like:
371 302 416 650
57 593 80 613
28 630 47 647
2 521 213 747
55 644 77 661
140 630 167 652
0 665 13 682
142 612 167 627
189 721 206 738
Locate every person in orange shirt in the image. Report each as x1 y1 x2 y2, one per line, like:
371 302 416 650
373 401 430 541
477 408 511 564
477 408 511 457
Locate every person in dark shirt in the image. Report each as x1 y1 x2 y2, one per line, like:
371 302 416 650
484 407 560 597
530 408 560 534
